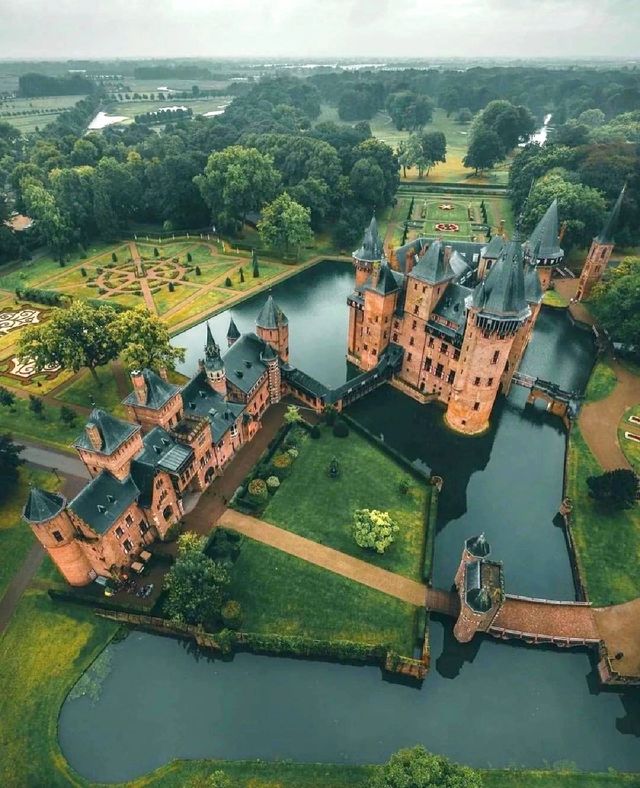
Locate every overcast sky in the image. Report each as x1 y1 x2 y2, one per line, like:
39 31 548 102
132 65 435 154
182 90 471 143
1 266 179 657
0 0 639 60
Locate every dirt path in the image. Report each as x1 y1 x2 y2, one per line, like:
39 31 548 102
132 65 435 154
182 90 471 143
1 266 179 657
593 598 640 679
579 357 640 471
220 509 427 606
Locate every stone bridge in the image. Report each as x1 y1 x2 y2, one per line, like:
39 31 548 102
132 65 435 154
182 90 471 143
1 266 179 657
511 372 582 421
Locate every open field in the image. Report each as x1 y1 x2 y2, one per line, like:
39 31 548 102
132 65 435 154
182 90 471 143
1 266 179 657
262 425 430 581
0 94 87 132
56 364 127 417
101 95 232 125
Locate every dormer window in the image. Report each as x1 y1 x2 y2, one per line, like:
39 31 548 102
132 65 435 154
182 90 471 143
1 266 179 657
97 504 106 514
107 494 116 504
161 438 170 446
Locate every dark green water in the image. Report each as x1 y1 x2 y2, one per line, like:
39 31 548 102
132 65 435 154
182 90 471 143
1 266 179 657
59 262 640 782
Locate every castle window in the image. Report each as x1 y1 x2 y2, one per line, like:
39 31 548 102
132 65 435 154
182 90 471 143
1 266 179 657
441 343 448 354
126 514 133 525
414 283 418 290
435 363 443 378
473 402 480 411
115 526 124 538
363 343 368 351
448 370 455 384
393 333 398 342
407 353 412 362
422 286 427 294
383 331 388 339
414 306 419 315
372 349 377 356
52 530 63 543
163 505 174 521
491 351 500 364
424 357 432 371
230 423 238 438
428 337 434 348
394 321 399 329
409 336 414 346
123 539 133 554
488 377 494 386
474 377 480 386
412 320 417 330
453 349 460 361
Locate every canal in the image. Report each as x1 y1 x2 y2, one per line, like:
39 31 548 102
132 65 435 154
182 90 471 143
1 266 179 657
59 261 640 782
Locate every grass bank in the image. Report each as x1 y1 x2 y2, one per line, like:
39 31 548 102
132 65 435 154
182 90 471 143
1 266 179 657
585 360 618 403
619 404 640 474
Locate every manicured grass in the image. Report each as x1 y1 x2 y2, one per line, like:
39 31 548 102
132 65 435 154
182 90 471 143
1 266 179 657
0 467 58 599
151 281 199 315
262 426 430 581
0 397 79 452
543 288 570 308
619 404 640 474
228 535 417 654
163 287 235 328
482 771 640 788
0 587 118 787
0 257 68 291
567 425 640 605
585 360 618 403
229 261 287 291
190 260 241 284
56 365 127 417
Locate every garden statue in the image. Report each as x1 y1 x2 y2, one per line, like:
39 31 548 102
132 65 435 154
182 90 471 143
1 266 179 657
328 456 339 478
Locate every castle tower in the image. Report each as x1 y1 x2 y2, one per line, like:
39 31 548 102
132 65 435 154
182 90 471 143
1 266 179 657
525 199 564 291
23 488 95 586
124 368 183 432
453 534 504 644
226 316 240 347
359 258 399 371
256 295 289 362
454 533 491 588
478 236 505 281
446 239 530 434
74 408 143 480
576 186 625 302
352 214 384 288
261 342 282 404
199 322 227 397
404 240 456 321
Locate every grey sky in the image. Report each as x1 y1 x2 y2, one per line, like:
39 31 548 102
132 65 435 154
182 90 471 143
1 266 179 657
0 0 638 60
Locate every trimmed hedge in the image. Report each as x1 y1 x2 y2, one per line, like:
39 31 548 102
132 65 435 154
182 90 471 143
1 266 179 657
238 631 387 663
422 486 439 583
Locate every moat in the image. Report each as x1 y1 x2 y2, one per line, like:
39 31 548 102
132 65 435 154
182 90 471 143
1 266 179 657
59 261 640 782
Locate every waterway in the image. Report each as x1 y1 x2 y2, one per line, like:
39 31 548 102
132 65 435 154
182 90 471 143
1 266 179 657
59 261 640 782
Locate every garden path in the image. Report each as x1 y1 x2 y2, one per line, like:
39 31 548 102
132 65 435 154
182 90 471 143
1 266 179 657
220 508 428 606
128 241 157 314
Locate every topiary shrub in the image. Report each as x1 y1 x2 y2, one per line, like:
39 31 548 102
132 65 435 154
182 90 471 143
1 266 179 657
399 478 411 495
352 509 399 554
248 478 268 502
195 265 201 276
168 281 175 292
266 475 280 492
225 276 232 287
333 420 349 438
80 267 87 277
221 599 242 629
287 447 299 460
272 453 293 477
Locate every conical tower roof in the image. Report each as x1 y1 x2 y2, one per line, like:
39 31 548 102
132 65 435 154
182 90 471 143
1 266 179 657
528 199 563 261
411 240 456 285
596 185 626 245
524 262 543 304
23 487 66 523
368 258 399 295
472 239 529 320
226 316 240 340
466 533 491 558
256 295 288 329
260 342 278 361
203 322 223 371
353 214 384 263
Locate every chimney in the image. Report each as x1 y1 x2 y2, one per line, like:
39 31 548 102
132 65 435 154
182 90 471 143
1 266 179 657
85 421 102 450
444 245 453 264
131 370 147 406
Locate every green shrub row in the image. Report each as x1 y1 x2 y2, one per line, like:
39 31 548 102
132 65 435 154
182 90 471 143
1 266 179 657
422 486 439 583
237 631 387 663
15 287 66 306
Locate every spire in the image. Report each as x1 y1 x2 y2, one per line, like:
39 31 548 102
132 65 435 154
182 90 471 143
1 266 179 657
226 316 240 341
205 322 219 357
368 257 399 295
596 185 625 245
353 213 383 262
23 487 66 523
527 199 563 262
256 294 288 330
472 238 529 320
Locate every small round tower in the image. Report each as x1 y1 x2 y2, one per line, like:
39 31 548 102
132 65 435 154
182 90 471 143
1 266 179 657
256 295 289 362
200 322 227 397
261 342 282 404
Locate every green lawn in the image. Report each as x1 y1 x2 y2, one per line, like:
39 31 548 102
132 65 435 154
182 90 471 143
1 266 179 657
0 397 79 451
56 364 127 417
567 426 640 605
619 404 640 474
0 467 58 599
262 426 430 581
228 534 417 654
152 281 199 315
585 360 618 403
543 289 570 308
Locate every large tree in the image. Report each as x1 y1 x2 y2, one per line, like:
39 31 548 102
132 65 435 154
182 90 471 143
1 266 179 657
163 533 231 626
386 92 434 131
194 146 280 231
113 305 186 372
587 469 638 510
0 434 23 502
472 99 536 151
369 746 483 788
257 192 313 257
590 257 640 348
463 127 504 174
21 182 72 263
18 301 120 384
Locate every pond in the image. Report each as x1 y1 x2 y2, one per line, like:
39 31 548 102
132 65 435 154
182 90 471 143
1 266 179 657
60 261 640 782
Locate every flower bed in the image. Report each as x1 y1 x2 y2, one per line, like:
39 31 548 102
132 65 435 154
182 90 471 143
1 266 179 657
434 222 460 232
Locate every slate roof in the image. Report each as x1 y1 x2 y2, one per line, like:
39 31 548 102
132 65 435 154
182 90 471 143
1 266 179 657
471 240 529 320
524 263 543 304
68 471 139 534
366 259 399 295
122 369 180 410
395 237 484 274
466 533 491 558
256 295 288 329
353 214 384 262
527 199 564 261
596 185 625 245
430 283 471 335
136 427 193 475
411 240 457 285
74 409 139 455
227 316 240 340
23 488 65 523
181 370 245 441
482 235 505 259
221 333 269 393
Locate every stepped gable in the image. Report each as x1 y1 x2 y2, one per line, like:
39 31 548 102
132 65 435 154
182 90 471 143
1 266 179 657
596 185 625 245
256 295 288 330
73 408 139 455
68 471 139 534
23 488 65 523
122 368 180 410
353 214 384 262
527 199 564 261
472 239 529 319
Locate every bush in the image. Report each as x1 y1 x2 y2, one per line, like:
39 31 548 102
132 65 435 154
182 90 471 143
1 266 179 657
310 425 321 439
287 447 299 459
324 405 337 426
399 478 411 495
266 475 280 491
111 252 118 262
187 252 192 263
80 267 87 277
333 420 349 438
224 276 232 287
168 281 175 292
195 265 201 276
162 520 183 542
221 599 242 629
272 453 293 477
59 405 77 426
352 509 399 554
587 469 638 509
154 247 159 257
248 478 268 502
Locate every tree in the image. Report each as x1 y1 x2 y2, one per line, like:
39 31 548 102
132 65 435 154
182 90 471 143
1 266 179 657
419 131 447 176
283 404 303 424
369 746 483 788
385 92 434 131
587 469 638 509
28 395 44 419
0 434 23 501
187 770 233 788
194 146 280 231
0 386 16 409
18 301 120 385
114 305 185 372
22 182 72 263
463 127 504 174
258 192 313 256
590 257 640 348
239 266 244 283
349 158 386 208
59 405 77 426
472 99 536 151
163 533 230 625
352 508 399 554
252 250 260 278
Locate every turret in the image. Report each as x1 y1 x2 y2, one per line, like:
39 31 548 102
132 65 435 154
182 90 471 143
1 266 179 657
404 240 456 321
576 185 625 302
260 341 281 404
353 214 384 288
524 199 564 291
124 368 183 432
360 257 399 371
226 316 240 347
256 295 289 362
446 239 530 434
23 488 95 586
199 322 227 397
74 408 143 480
453 534 504 643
